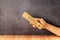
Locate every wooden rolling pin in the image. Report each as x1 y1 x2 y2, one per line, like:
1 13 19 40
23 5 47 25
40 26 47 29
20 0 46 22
22 12 43 30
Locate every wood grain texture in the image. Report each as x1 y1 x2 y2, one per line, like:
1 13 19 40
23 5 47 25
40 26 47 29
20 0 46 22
0 35 60 40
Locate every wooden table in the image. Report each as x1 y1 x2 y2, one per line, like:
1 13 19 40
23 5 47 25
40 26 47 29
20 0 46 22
0 35 60 40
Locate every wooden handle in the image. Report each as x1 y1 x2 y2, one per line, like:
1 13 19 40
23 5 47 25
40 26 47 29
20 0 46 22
22 12 43 29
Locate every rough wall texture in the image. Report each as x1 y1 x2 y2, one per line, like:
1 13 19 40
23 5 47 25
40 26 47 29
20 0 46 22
0 0 60 35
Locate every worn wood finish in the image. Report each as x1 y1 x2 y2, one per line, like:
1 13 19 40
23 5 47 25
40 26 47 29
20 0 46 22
0 35 60 40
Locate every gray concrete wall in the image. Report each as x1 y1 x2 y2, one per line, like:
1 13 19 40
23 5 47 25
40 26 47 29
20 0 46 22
0 0 60 35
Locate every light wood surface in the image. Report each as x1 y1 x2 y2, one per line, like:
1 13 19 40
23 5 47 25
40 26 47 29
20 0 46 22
0 35 60 40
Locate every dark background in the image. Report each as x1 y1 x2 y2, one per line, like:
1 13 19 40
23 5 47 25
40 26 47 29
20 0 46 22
0 0 60 35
